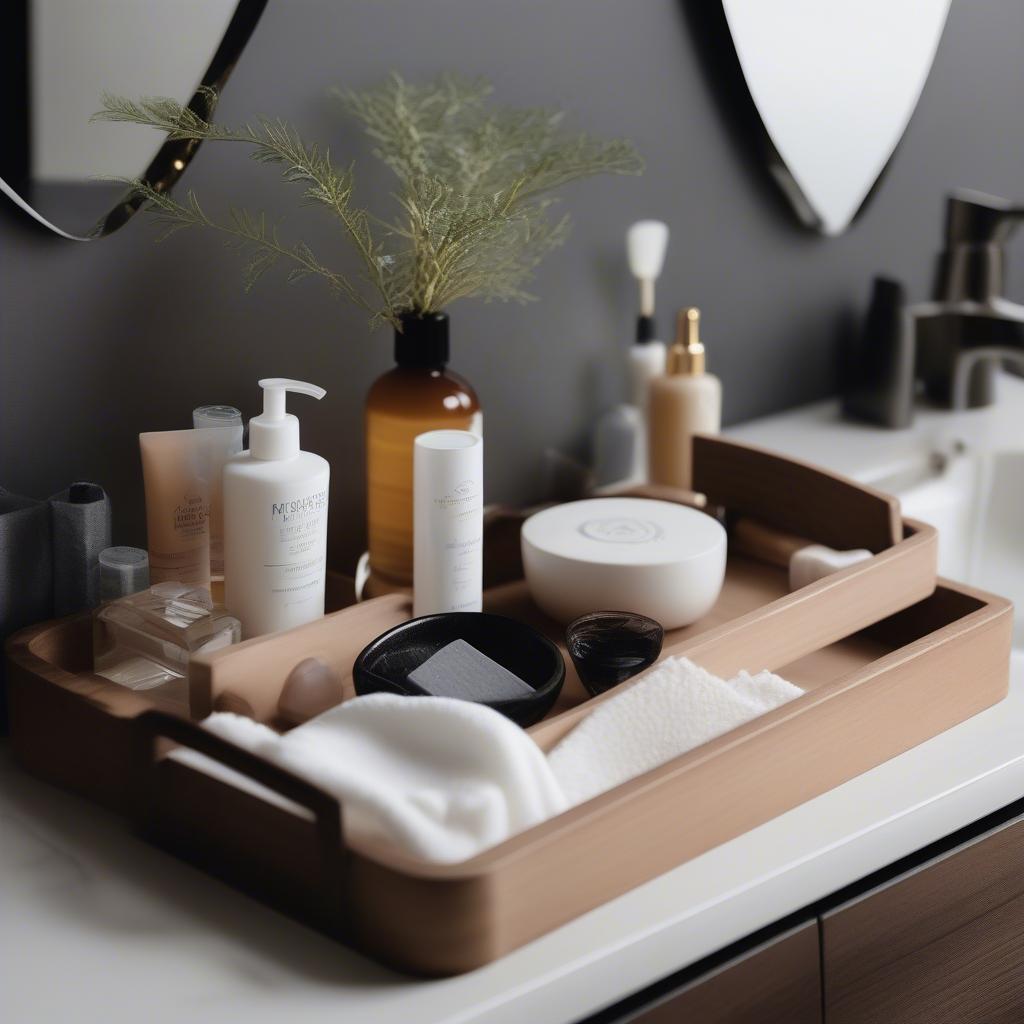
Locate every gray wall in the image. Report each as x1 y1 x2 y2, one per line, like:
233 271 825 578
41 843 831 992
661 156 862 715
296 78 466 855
2 0 1024 571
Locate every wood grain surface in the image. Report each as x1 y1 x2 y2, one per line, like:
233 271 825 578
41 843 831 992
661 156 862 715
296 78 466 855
823 812 1024 1024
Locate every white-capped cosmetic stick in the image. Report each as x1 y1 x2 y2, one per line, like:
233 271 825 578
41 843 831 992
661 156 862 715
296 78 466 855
626 220 670 409
413 430 484 617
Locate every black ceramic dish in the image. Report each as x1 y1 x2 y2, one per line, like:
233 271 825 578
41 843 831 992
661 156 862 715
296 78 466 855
565 611 664 697
352 612 565 727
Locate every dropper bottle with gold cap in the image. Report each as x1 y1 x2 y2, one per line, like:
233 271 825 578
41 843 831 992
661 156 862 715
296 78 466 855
648 307 722 489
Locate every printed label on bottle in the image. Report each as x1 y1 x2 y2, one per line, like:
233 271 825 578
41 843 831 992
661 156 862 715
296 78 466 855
266 487 328 608
173 491 209 540
150 492 209 584
431 478 482 612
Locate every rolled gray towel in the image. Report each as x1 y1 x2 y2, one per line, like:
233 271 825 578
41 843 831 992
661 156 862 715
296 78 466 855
49 482 112 616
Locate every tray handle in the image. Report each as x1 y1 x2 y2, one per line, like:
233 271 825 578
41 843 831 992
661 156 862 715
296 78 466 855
136 710 346 907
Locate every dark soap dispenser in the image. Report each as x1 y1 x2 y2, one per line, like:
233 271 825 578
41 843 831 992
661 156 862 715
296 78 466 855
841 276 915 429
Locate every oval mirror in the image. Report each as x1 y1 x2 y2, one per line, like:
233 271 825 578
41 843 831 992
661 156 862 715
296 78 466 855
1 0 266 241
720 0 951 236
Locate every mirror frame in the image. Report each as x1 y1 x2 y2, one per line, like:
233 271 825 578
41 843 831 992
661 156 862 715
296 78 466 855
1 0 268 241
682 0 948 237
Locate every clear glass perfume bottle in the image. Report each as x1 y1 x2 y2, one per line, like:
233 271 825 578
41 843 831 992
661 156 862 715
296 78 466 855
93 582 240 713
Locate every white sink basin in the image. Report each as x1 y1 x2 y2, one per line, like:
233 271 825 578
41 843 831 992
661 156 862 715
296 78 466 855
728 372 1024 647
870 445 1024 645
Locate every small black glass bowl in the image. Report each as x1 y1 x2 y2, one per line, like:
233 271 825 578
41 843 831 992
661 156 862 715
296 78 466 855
565 611 664 697
352 612 565 727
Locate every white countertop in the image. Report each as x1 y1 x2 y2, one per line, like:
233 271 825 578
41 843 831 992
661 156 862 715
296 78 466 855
7 379 1024 1024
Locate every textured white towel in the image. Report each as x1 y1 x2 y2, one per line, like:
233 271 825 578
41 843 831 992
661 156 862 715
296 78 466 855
201 693 567 864
547 657 803 806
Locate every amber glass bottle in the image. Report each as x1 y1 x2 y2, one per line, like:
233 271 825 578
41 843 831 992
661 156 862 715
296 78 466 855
365 312 481 587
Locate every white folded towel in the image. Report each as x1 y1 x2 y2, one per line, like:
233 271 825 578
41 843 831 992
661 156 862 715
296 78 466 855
196 661 802 862
201 693 567 864
547 657 803 806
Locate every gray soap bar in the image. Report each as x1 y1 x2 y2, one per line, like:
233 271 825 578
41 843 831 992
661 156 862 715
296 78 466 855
407 639 534 702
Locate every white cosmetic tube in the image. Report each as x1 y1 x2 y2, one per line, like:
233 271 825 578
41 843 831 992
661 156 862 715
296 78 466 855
413 430 483 617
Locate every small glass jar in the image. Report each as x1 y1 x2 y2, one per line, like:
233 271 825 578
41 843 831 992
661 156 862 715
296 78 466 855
93 582 240 713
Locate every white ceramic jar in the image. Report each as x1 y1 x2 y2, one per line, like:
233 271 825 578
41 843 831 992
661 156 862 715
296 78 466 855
520 497 726 629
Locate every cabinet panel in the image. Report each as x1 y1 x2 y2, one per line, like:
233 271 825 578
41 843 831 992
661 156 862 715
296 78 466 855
823 812 1024 1023
618 920 820 1024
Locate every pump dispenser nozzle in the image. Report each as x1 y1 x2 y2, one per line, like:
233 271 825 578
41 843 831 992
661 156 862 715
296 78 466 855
667 308 705 376
250 378 326 460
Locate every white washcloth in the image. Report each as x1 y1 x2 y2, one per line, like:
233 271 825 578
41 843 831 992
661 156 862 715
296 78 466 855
547 657 803 806
202 693 567 864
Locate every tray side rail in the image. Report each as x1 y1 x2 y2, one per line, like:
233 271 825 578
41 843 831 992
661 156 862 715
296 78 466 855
692 433 902 552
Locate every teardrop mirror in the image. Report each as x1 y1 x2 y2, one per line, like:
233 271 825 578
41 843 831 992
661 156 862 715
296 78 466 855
720 0 951 235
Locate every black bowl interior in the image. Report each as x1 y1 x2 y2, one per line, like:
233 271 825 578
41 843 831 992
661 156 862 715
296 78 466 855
352 612 566 727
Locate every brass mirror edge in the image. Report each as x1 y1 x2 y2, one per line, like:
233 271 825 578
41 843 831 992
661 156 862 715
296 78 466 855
9 0 268 242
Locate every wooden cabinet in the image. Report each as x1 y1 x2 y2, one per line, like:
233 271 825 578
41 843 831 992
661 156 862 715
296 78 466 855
603 920 821 1024
589 804 1024 1024
821 810 1024 1024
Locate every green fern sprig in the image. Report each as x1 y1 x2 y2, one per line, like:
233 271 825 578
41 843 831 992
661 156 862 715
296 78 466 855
94 74 643 328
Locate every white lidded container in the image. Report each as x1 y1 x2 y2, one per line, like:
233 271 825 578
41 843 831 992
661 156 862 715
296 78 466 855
224 379 330 638
521 497 726 629
413 429 483 616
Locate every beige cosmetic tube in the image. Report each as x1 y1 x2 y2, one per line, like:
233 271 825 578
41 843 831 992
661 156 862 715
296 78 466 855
139 430 212 588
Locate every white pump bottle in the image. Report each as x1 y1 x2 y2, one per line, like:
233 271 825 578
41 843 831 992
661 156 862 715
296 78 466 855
223 379 330 638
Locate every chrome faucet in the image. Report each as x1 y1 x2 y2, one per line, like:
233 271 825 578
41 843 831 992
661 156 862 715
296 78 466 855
949 345 1024 410
914 189 1024 409
843 190 1024 427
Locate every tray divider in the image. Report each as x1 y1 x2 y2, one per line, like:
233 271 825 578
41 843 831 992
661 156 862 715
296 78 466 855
189 592 412 722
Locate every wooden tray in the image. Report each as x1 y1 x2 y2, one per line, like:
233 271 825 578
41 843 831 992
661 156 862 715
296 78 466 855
4 437 971 976
138 578 1010 976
